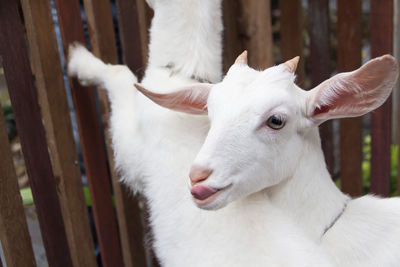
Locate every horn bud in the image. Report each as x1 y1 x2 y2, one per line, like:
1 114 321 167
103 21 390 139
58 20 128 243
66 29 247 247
283 56 300 73
235 50 248 65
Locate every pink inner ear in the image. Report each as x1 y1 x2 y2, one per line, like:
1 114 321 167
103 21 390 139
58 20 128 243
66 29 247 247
313 105 330 116
310 55 398 122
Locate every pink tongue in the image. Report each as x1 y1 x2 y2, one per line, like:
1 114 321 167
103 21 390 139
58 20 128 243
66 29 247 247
191 185 217 200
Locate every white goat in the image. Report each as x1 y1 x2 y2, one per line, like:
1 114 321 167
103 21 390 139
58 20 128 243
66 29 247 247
68 0 399 266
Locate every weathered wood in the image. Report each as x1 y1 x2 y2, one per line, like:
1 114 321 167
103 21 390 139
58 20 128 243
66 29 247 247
113 185 147 267
0 0 73 266
337 0 363 196
279 0 305 85
20 1 97 266
222 0 242 72
370 0 393 196
394 0 400 146
394 0 400 195
82 0 118 125
135 0 153 67
308 0 334 176
238 0 274 69
54 0 124 266
115 0 147 78
222 0 273 70
0 105 36 267
83 0 147 266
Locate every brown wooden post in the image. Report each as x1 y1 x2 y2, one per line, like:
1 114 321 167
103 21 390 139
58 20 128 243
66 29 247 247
308 0 334 176
279 0 305 85
19 1 98 266
222 0 243 72
83 0 148 266
53 0 125 266
370 0 393 196
0 0 73 266
0 106 36 267
115 0 155 266
396 0 400 196
115 0 148 78
135 0 153 67
238 0 274 69
337 0 363 196
222 0 274 70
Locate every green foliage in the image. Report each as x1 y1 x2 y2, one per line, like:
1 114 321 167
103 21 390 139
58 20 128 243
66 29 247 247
1 100 17 140
20 185 117 207
20 186 93 207
20 187 34 206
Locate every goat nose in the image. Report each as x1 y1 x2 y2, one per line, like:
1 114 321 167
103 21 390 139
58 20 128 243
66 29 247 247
189 166 213 185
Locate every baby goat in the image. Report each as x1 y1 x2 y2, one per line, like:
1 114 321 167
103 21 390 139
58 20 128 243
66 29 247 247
136 53 400 267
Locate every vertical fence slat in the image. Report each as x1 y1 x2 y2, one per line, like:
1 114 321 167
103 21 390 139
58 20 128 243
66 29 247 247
0 106 36 267
0 0 73 266
19 1 98 266
115 0 153 266
117 2 158 265
83 0 147 266
370 0 393 196
115 0 147 77
135 0 153 67
308 0 334 176
397 0 400 195
222 0 242 72
239 0 274 69
53 0 124 266
222 0 273 70
337 0 363 196
279 0 305 85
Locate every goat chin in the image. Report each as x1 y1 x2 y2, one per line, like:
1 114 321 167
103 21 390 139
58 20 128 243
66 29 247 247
68 0 400 266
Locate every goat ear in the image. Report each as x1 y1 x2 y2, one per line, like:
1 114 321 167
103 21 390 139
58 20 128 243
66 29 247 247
305 55 398 125
134 83 212 114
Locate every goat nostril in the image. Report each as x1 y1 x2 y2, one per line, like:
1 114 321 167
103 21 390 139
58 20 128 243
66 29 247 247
189 166 213 185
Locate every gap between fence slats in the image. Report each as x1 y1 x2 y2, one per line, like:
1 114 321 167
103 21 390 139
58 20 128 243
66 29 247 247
279 0 305 85
53 0 125 266
370 0 393 196
308 0 335 177
337 0 363 197
0 0 73 266
83 0 148 266
20 1 97 266
0 104 36 267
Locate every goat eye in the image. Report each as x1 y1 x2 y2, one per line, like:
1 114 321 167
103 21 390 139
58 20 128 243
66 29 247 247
266 115 285 130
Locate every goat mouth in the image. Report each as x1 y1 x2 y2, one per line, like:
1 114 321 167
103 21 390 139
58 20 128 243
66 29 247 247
191 184 232 205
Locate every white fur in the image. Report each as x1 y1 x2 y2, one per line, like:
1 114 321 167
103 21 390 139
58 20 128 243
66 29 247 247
68 0 399 266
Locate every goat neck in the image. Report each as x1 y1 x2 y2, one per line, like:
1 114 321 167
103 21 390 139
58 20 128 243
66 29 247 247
267 127 350 241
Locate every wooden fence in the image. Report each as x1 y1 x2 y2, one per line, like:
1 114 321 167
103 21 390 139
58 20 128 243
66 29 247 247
0 0 398 266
